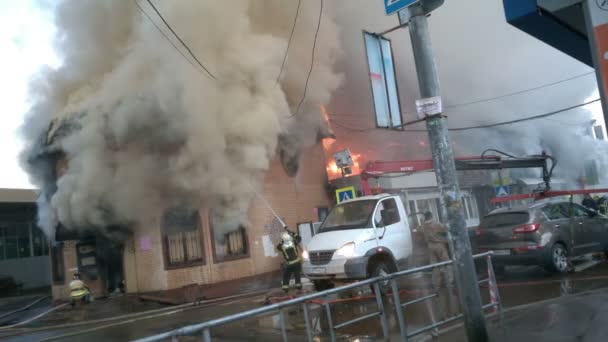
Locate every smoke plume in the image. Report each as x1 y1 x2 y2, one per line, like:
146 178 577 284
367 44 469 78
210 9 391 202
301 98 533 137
20 0 342 237
322 0 605 189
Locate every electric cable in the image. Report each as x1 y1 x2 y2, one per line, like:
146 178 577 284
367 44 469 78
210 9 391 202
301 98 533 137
290 0 323 118
145 0 216 80
444 72 595 108
276 0 302 85
327 98 601 133
135 0 207 76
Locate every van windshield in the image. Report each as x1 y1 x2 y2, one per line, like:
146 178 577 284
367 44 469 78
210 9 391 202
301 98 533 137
318 200 377 233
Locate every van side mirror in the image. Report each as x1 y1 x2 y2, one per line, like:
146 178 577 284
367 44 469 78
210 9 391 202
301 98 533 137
381 209 392 226
588 210 598 218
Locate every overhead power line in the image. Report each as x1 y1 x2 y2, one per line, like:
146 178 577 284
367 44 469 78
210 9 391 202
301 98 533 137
445 72 595 108
290 0 324 118
135 1 206 75
446 98 601 131
145 0 216 80
329 119 379 132
276 0 302 85
328 98 601 133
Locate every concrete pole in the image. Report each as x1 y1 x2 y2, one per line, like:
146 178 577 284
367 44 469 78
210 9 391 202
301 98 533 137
399 6 489 342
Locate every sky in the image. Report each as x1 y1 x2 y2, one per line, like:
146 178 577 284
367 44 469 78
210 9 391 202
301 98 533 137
0 0 604 190
0 0 57 189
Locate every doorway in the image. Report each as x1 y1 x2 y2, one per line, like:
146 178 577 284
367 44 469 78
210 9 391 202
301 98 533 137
96 235 125 295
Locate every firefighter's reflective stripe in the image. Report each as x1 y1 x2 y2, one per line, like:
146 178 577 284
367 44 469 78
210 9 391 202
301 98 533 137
285 258 301 265
70 288 89 299
279 244 300 264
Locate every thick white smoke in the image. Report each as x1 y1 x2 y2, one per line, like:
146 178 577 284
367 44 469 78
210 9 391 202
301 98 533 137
20 0 342 237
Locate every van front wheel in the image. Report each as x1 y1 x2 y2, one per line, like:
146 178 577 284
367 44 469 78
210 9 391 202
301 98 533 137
370 261 392 294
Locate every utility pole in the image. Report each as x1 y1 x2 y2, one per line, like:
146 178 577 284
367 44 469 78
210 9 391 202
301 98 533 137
398 4 489 341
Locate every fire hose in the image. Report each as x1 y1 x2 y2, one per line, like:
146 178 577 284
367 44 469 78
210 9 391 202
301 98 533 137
0 295 49 321
0 288 271 339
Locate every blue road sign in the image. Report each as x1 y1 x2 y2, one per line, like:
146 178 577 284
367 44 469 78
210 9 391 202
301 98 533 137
495 186 510 197
336 186 356 204
384 0 419 15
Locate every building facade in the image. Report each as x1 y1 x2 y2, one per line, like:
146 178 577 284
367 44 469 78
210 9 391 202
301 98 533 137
0 188 51 290
48 146 330 300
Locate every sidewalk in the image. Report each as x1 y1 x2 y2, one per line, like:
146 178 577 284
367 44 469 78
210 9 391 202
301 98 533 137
434 288 608 342
140 270 281 304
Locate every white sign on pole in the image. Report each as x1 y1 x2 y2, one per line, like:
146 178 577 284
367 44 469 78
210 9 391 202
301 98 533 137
415 96 443 118
364 32 402 128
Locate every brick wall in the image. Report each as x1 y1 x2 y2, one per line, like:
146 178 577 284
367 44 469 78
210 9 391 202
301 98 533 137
130 145 329 292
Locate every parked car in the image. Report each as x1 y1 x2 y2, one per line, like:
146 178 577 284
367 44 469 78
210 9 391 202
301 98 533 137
473 200 608 273
302 194 414 292
0 274 23 292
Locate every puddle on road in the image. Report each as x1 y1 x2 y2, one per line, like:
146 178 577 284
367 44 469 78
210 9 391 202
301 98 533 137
256 280 448 341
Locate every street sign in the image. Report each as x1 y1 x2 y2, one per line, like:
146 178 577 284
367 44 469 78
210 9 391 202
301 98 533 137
415 96 442 118
336 186 356 204
384 0 419 15
495 185 510 197
363 32 402 128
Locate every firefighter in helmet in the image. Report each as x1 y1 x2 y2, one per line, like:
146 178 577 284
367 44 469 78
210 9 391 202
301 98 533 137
276 230 303 293
70 271 92 306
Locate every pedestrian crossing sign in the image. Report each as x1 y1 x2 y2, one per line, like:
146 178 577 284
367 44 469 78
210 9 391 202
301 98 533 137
495 185 510 197
336 186 356 204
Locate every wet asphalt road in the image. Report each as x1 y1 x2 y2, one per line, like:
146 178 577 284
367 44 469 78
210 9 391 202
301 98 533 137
0 296 53 327
4 262 608 341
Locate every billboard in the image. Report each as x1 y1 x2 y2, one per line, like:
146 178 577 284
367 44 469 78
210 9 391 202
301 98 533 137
585 0 608 117
363 31 402 128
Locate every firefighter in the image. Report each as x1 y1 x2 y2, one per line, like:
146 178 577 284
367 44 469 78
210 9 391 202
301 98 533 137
69 272 92 306
276 230 303 293
582 194 599 211
420 212 454 289
420 212 458 320
598 196 608 215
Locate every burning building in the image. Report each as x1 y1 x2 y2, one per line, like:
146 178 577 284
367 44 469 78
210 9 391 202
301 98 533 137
19 0 608 300
20 0 342 300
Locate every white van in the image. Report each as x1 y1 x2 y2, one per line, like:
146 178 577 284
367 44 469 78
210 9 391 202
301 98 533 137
302 194 414 291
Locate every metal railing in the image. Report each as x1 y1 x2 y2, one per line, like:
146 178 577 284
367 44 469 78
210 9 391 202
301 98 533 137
134 251 501 342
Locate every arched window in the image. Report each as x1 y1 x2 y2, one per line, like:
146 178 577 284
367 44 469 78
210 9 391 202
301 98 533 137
162 207 204 268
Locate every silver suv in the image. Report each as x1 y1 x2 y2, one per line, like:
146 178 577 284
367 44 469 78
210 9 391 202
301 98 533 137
473 200 608 273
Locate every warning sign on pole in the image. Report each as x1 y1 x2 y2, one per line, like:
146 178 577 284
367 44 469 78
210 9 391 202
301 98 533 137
335 186 356 204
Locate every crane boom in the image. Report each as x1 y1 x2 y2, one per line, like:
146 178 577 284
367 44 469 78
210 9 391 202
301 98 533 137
360 153 553 196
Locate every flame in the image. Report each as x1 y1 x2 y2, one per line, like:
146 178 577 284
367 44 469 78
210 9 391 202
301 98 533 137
319 105 361 180
326 153 362 180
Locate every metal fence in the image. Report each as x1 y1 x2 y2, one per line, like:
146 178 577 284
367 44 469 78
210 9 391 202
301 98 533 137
134 251 501 342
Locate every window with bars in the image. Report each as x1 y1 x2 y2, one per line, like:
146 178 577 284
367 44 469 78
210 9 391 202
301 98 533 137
209 211 249 262
162 207 203 267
